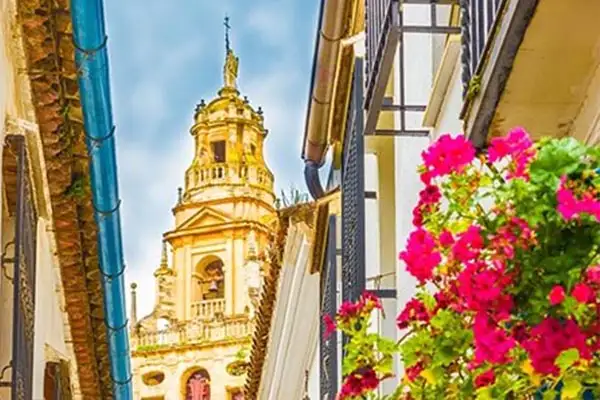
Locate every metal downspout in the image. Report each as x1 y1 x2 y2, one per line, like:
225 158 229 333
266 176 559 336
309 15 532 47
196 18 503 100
70 1 132 398
303 0 349 200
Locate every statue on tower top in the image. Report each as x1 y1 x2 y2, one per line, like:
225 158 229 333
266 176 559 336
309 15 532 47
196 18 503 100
223 16 239 89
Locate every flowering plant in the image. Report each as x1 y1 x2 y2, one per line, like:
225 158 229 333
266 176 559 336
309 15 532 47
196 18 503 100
329 129 600 399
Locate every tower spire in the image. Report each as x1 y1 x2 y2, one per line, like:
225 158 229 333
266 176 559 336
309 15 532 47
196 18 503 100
130 283 138 332
224 15 231 54
223 15 239 89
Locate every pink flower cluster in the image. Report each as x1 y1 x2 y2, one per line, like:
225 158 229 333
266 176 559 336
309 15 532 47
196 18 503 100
472 314 515 366
523 318 592 375
413 185 442 227
489 217 536 260
396 299 430 329
338 367 380 400
457 261 513 319
557 177 600 222
337 291 383 325
488 127 536 180
420 134 475 184
451 226 484 263
399 229 441 283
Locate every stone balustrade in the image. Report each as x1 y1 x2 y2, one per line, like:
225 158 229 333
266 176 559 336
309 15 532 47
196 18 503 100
190 298 226 319
185 162 274 192
132 316 252 351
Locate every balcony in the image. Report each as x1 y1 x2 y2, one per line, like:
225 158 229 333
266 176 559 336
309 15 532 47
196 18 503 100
131 316 252 353
190 298 226 319
185 162 274 193
462 0 600 147
364 0 459 135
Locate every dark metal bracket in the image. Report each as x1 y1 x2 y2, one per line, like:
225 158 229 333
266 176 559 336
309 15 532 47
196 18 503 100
0 361 12 388
1 241 15 282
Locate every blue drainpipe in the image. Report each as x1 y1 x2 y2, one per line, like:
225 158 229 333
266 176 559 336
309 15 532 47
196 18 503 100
70 1 132 398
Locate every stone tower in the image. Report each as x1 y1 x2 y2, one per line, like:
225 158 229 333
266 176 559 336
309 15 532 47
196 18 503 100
130 23 276 399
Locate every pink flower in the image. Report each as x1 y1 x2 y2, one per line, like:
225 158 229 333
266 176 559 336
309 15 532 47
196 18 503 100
457 261 513 318
523 318 591 375
405 362 424 382
412 185 442 227
338 367 380 399
360 291 383 313
452 226 484 262
473 314 516 366
323 314 336 338
572 283 594 304
419 185 442 205
396 299 430 329
439 230 454 247
488 127 536 180
586 265 600 285
420 134 475 181
474 368 496 388
399 229 441 283
557 177 600 222
548 285 566 305
337 301 361 323
490 217 536 261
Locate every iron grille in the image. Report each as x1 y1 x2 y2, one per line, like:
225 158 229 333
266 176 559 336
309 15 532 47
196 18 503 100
341 58 366 304
460 0 504 96
364 0 399 133
320 216 338 400
1 135 37 400
365 0 460 135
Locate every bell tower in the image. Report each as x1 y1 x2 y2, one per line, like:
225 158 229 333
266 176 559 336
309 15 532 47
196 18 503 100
130 18 275 400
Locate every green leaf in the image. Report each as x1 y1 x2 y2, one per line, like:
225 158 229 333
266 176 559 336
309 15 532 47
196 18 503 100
542 391 557 400
475 387 493 400
530 137 586 184
555 348 580 372
562 377 582 399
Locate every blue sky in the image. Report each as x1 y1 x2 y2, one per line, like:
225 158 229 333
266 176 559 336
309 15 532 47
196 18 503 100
104 0 319 315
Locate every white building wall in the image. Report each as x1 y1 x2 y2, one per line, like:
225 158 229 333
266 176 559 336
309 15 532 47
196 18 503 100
431 58 464 138
32 218 75 399
393 3 434 324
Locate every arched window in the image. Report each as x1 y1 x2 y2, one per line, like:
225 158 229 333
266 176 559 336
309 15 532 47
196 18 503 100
193 256 225 302
185 369 210 400
230 388 244 400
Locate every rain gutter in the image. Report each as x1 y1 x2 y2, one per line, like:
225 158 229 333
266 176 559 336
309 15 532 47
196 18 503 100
70 1 133 398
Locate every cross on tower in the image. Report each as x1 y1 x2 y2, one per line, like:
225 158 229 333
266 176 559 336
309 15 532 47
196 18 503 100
224 15 231 53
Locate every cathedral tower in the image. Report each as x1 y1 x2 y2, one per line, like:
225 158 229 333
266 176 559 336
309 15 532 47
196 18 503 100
130 19 276 400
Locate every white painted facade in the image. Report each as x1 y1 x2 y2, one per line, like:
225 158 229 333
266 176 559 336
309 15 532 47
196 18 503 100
0 0 81 397
257 222 320 400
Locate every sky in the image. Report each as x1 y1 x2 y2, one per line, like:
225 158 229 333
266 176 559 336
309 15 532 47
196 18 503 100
104 0 320 317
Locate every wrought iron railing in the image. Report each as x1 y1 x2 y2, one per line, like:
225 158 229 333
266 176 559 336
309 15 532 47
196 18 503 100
0 135 37 399
341 58 366 304
190 298 226 319
460 0 504 96
320 215 338 400
132 316 251 351
365 0 398 130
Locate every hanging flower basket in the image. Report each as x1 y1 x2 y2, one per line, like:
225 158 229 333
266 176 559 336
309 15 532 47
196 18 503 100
329 129 600 399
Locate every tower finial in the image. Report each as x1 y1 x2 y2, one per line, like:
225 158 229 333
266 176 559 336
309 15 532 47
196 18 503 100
223 15 239 88
224 15 231 54
130 283 138 332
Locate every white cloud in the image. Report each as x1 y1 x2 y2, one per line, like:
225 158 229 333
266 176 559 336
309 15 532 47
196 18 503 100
245 6 292 48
